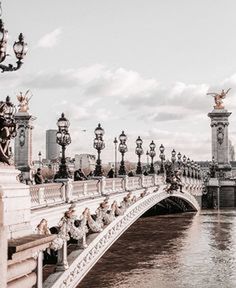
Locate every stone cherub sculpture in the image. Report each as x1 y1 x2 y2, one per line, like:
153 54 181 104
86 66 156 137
17 90 32 113
207 88 231 109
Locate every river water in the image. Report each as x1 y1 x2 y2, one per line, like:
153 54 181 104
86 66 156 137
79 210 236 288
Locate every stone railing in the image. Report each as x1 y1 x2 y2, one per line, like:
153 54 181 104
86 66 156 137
30 175 203 210
30 183 65 209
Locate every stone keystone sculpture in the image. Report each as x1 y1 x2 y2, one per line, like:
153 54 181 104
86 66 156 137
0 96 16 164
17 90 32 113
207 88 231 110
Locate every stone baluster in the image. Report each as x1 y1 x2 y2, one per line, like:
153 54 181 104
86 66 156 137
37 251 43 288
38 187 45 205
153 174 158 186
140 175 145 188
83 182 88 195
100 177 106 196
57 241 69 271
64 180 72 203
112 179 115 192
122 176 128 191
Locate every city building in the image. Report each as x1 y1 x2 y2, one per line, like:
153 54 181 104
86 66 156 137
74 154 96 172
46 129 60 161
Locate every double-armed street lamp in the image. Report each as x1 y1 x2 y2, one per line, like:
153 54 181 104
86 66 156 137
149 141 156 174
55 113 71 179
118 131 128 175
93 123 105 177
0 2 28 72
135 136 143 175
159 144 165 174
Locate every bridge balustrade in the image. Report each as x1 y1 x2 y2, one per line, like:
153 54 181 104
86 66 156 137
102 178 124 195
127 176 142 190
142 175 155 187
30 183 65 208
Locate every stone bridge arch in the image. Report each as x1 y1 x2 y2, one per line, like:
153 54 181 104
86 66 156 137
44 185 200 288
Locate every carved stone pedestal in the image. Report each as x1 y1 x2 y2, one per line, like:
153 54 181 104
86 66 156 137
208 108 232 173
0 165 32 288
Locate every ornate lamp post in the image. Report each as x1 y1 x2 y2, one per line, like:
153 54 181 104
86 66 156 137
0 2 28 72
93 123 105 177
118 131 128 175
113 137 118 177
146 150 150 167
135 136 143 175
187 157 191 177
191 160 195 178
182 155 187 176
171 149 176 170
194 162 199 179
38 151 42 168
55 113 71 179
159 144 165 174
0 96 16 165
149 141 156 174
177 152 182 170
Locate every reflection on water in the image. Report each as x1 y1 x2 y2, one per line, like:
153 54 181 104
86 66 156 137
79 210 236 288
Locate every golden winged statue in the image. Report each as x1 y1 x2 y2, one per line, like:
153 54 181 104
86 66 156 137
207 88 231 109
17 90 33 112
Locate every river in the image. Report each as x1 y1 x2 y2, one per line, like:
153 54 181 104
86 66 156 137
79 210 236 288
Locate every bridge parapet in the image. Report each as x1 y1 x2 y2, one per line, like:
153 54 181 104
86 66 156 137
30 175 203 211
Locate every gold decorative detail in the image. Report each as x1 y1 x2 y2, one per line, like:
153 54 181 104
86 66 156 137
207 88 231 109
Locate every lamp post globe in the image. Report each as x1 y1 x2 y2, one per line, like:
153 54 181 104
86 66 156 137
93 123 105 177
55 113 71 180
135 136 143 175
118 131 127 175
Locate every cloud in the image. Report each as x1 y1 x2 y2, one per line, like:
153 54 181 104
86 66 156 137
37 28 62 48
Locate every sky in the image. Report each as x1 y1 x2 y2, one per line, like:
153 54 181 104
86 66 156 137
0 0 236 163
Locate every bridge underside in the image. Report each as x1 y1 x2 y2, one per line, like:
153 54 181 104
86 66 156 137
144 196 196 216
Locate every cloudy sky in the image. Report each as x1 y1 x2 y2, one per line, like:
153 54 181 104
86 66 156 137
1 0 236 163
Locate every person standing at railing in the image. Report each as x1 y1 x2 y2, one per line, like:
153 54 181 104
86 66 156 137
34 168 44 185
74 168 87 181
107 168 114 178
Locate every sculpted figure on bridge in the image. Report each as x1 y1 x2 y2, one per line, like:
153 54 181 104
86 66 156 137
16 90 32 113
165 161 183 193
0 96 16 165
207 88 231 109
50 208 88 250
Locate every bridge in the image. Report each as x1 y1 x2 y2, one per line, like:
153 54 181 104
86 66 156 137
22 173 202 288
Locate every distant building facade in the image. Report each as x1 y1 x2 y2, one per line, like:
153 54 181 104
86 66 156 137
46 129 60 161
74 154 96 171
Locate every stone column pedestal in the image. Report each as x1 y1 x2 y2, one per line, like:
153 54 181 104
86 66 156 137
0 165 32 288
208 108 231 172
